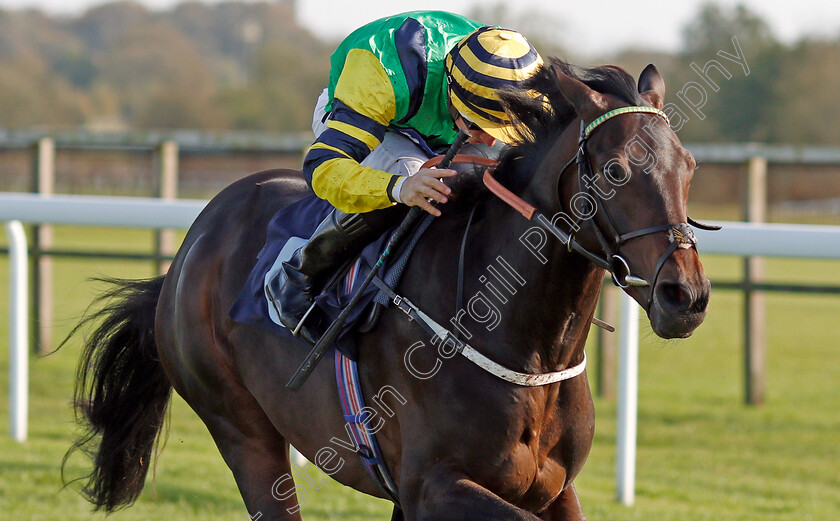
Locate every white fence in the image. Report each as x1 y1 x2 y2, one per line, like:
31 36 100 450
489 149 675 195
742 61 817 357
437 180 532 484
0 194 206 443
3 193 840 504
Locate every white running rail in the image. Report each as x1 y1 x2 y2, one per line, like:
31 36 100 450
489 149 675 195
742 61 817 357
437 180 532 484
3 194 840 508
1 193 206 443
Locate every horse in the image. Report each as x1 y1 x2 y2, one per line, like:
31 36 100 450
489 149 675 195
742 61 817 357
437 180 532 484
64 58 710 520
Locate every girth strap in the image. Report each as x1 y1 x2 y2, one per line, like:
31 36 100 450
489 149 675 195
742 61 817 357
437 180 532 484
334 351 401 504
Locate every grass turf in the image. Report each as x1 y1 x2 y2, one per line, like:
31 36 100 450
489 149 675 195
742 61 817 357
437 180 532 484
0 225 838 520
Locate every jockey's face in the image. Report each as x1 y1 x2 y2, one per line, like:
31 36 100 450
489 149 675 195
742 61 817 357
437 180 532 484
454 114 497 147
447 100 497 147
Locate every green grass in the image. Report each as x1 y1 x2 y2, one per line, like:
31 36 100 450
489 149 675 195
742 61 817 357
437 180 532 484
1 225 839 520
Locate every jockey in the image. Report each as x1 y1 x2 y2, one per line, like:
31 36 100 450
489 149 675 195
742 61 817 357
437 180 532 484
272 10 543 336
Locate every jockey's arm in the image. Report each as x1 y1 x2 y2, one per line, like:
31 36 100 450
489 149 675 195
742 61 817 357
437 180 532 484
303 49 453 215
303 49 397 213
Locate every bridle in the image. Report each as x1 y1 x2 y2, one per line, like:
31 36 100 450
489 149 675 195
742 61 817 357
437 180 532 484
481 105 720 302
561 106 693 290
376 107 718 388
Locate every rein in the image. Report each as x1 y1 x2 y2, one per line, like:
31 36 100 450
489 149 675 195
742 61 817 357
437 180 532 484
364 153 590 387
384 110 718 386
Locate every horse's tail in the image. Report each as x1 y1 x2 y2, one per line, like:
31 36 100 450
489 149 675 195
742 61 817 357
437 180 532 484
62 276 172 512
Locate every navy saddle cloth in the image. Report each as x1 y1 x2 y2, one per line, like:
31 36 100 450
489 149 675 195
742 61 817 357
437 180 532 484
229 194 432 360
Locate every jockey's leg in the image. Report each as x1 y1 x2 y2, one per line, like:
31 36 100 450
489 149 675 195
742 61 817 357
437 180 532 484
269 208 383 336
272 131 424 336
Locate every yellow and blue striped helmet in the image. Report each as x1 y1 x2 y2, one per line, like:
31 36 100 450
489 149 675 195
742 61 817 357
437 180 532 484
445 27 543 142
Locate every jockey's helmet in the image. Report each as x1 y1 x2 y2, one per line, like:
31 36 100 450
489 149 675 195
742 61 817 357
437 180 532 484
445 27 543 142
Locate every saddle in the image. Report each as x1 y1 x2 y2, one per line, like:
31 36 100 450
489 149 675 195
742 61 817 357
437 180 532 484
229 193 436 359
230 154 496 359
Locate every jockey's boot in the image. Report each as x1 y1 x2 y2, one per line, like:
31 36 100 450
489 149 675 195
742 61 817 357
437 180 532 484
269 209 379 339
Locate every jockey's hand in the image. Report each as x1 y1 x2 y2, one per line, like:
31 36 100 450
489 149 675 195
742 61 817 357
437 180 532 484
398 168 457 217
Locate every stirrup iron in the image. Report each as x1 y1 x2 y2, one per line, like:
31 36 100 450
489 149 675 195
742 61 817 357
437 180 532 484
293 301 319 339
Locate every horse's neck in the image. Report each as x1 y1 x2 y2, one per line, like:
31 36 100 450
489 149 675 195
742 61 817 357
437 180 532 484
462 120 601 374
460 198 604 374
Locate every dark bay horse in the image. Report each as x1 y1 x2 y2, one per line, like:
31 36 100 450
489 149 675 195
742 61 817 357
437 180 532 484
65 59 710 520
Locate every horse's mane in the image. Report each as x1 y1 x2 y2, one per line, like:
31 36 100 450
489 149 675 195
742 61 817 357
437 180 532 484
444 58 644 213
494 58 644 192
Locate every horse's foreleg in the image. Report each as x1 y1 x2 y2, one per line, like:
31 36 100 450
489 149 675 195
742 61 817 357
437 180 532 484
403 466 542 521
538 484 586 521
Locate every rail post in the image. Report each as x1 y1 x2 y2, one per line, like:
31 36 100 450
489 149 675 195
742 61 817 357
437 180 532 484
31 137 54 354
744 156 767 405
6 220 29 442
154 140 179 274
616 291 640 506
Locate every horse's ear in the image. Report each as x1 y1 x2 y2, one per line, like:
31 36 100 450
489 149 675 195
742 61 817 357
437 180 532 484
553 66 608 120
638 64 665 109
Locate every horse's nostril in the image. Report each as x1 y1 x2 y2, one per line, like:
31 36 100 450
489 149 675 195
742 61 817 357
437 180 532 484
657 282 709 315
659 282 689 310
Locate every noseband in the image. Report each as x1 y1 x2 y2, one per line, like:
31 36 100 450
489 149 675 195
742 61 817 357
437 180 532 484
482 105 720 302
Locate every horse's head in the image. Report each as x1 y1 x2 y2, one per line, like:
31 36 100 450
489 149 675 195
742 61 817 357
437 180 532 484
500 60 710 339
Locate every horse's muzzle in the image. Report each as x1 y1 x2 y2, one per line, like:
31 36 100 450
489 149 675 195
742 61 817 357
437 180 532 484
648 276 711 338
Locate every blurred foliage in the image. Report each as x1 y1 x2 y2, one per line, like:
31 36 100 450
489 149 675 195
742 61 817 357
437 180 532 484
0 0 329 132
666 2 785 142
769 39 840 143
0 1 837 144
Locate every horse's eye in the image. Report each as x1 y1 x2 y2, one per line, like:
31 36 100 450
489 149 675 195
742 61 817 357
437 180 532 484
603 160 631 186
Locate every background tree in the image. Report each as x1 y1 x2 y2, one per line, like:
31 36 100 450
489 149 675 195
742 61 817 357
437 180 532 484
769 40 840 144
0 0 836 145
99 22 221 128
672 2 783 142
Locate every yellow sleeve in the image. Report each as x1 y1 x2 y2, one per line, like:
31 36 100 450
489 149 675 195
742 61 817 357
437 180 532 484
333 49 397 125
309 154 396 213
303 49 401 213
